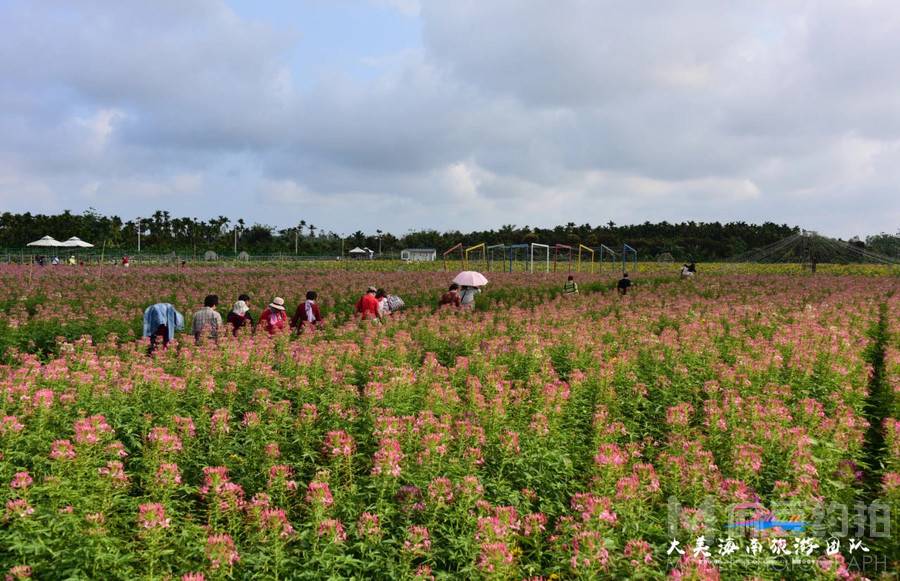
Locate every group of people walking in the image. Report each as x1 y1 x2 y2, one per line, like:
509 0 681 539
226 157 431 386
142 284 415 355
141 268 653 355
142 291 326 355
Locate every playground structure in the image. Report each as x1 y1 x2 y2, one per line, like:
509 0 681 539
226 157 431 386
622 244 638 273
465 243 488 271
577 244 595 273
439 241 641 273
598 244 618 271
442 243 463 271
552 244 574 272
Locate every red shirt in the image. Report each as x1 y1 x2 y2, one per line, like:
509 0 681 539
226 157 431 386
259 308 288 334
439 290 461 308
291 301 322 329
355 293 379 319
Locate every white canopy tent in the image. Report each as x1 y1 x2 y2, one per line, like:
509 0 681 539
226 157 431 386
348 247 374 260
26 236 63 248
61 236 94 248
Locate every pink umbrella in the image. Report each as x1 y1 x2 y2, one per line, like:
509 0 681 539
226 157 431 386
453 271 489 287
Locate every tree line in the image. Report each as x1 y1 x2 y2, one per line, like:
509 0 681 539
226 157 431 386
1 209 896 260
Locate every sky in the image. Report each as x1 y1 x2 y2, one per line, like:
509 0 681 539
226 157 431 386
1 0 898 239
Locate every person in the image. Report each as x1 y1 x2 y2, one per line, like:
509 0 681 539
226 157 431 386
51 256 60 266
36 255 45 267
192 294 223 345
292 291 323 332
143 303 184 356
122 255 130 268
355 286 380 320
680 264 693 279
617 273 632 295
68 255 76 265
459 285 480 309
439 283 462 308
385 292 405 314
227 294 255 337
259 297 288 335
563 275 579 295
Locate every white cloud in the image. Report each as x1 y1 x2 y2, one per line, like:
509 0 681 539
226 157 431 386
0 0 897 237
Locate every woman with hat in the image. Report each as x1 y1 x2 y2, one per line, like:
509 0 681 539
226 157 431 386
259 297 288 335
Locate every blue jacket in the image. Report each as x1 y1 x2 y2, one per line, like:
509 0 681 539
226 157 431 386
143 303 184 341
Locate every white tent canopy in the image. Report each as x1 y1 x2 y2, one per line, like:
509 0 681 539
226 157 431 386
26 236 63 247
61 236 94 248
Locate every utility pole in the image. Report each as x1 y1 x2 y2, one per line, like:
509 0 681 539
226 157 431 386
137 218 141 253
234 227 239 254
377 229 383 256
294 228 298 255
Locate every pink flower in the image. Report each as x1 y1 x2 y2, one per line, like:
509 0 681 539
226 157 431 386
523 513 547 537
147 427 182 454
73 415 113 445
99 461 129 487
403 525 431 556
267 464 297 491
156 463 182 487
260 508 295 539
0 416 25 435
10 472 32 490
357 512 381 540
317 518 347 543
181 574 205 581
594 443 627 467
106 441 128 458
569 530 610 572
210 409 230 435
6 498 34 519
5 565 32 580
264 442 281 459
138 502 170 529
427 477 454 505
305 480 334 509
666 403 694 428
206 534 239 569
323 430 355 458
201 466 230 495
372 438 403 477
623 539 654 567
50 439 76 460
172 416 196 438
477 542 515 574
32 389 54 409
242 411 261 428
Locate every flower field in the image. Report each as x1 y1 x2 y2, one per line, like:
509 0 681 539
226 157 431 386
0 265 898 579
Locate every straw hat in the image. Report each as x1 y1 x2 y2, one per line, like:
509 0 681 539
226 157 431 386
269 297 286 311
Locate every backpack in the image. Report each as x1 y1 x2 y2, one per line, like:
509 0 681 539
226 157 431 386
386 295 405 313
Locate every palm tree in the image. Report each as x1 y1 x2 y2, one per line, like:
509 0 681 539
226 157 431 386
309 224 316 238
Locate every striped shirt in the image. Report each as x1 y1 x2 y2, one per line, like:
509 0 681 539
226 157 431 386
563 280 578 294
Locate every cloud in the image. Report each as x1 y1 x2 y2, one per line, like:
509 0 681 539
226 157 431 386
0 0 898 238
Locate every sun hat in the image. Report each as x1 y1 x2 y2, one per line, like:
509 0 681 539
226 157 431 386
232 300 249 316
367 286 377 293
269 297 286 311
